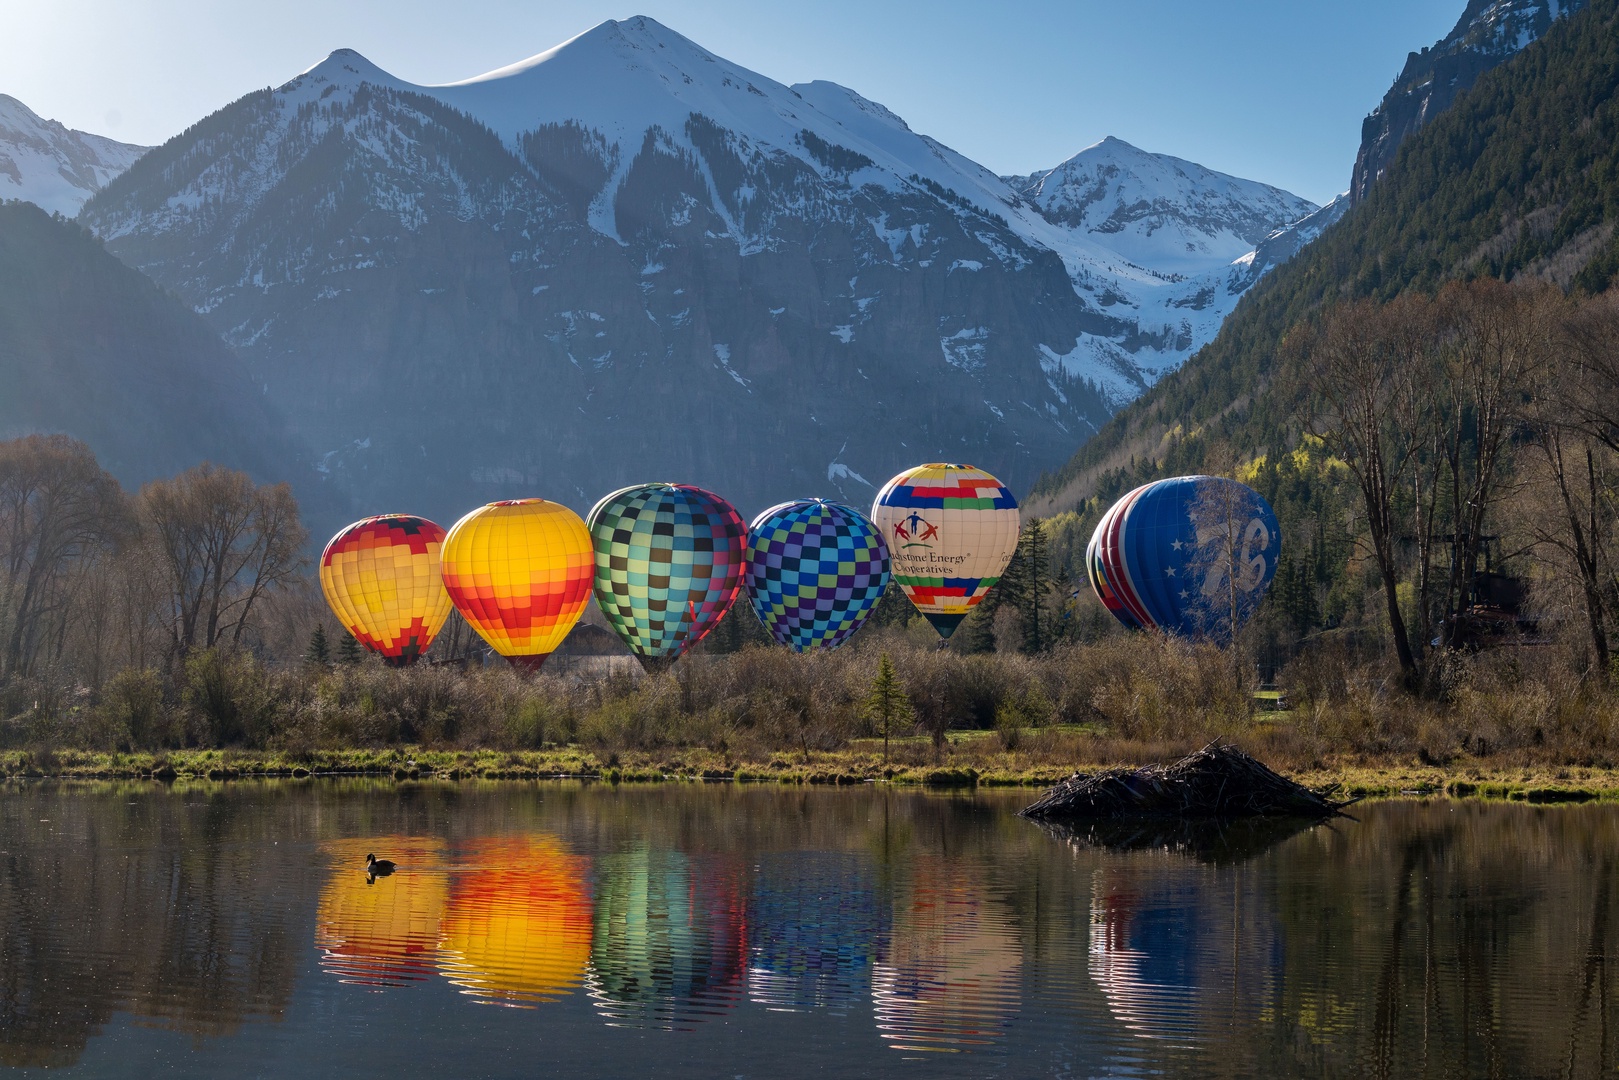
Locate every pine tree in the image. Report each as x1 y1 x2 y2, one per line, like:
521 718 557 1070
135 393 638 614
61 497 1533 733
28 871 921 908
1001 519 1051 653
304 624 330 666
862 652 914 763
338 631 365 665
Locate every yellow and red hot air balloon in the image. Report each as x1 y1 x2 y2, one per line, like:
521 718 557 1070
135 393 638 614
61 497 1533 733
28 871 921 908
438 835 593 1007
319 515 454 666
439 500 593 673
314 837 449 988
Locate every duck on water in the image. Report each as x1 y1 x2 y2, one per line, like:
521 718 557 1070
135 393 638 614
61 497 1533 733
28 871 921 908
365 853 396 880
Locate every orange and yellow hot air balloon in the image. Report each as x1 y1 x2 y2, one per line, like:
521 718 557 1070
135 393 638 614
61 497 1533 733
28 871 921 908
319 515 454 666
438 835 593 1006
314 837 449 988
439 500 593 673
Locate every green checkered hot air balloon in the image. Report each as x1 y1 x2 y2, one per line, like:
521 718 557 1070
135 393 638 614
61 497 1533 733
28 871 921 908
586 483 747 671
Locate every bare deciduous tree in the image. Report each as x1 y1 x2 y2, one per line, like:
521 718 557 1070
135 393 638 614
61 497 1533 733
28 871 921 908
1296 296 1438 687
0 436 127 682
139 464 307 658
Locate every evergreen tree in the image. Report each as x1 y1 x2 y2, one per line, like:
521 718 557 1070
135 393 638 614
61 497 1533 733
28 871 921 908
304 624 330 666
861 652 914 763
1001 518 1051 653
338 632 365 665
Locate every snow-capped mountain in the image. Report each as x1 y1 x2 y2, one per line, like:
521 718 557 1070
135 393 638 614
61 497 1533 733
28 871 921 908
82 17 1314 519
0 95 146 215
1003 138 1321 399
1352 0 1585 203
1006 137 1315 277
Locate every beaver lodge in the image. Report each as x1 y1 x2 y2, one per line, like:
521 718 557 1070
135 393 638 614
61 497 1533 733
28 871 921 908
1019 742 1356 821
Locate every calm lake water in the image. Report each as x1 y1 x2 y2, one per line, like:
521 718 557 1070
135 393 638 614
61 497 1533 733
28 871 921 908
0 780 1613 1077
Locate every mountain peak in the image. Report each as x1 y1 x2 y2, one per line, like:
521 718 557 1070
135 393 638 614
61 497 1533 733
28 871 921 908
289 48 400 92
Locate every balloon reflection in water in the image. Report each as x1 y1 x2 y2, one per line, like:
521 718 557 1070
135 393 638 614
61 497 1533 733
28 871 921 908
586 850 747 1028
872 858 1022 1053
748 852 888 1011
314 838 449 988
438 836 593 1007
1087 866 1278 1044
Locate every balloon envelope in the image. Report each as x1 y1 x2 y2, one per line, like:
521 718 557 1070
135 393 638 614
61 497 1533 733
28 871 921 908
745 500 890 652
869 464 1020 639
438 836 593 1006
319 515 453 666
587 484 746 667
1086 475 1280 643
440 500 594 672
314 837 449 988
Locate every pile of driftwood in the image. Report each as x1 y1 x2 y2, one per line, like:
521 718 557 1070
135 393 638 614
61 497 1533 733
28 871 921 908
1020 741 1354 822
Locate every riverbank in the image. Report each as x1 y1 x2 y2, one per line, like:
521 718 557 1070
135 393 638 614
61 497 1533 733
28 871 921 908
7 740 1619 804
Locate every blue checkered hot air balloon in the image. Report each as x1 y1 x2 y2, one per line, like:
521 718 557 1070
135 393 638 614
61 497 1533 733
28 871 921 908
1086 476 1281 644
744 500 891 651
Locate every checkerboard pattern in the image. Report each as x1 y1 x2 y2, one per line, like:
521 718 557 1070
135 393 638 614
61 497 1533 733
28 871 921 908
744 500 890 652
319 514 453 666
586 484 747 663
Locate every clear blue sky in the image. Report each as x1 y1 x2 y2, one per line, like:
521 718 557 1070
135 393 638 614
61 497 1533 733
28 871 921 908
3 0 1467 205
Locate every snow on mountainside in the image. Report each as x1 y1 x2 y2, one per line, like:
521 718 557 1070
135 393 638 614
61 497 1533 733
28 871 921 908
1005 137 1316 277
1004 137 1322 402
0 96 146 215
81 17 1319 519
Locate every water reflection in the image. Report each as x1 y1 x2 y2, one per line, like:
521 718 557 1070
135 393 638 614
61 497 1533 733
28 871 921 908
872 855 1022 1052
437 835 593 1007
585 849 746 1028
314 837 448 988
746 852 888 1012
10 785 1619 1077
1087 861 1281 1046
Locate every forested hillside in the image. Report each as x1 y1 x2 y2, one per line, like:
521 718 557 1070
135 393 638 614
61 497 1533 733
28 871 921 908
0 201 334 514
1029 0 1619 521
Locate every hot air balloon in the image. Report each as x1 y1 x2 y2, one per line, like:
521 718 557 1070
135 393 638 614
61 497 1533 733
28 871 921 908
870 464 1020 641
744 500 890 652
314 837 449 988
586 848 746 1028
872 856 1022 1053
586 484 746 671
319 515 454 666
747 852 887 1012
1085 476 1280 643
439 500 593 673
438 835 593 1007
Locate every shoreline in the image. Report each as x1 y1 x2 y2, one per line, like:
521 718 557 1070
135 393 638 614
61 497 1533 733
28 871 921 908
5 746 1619 803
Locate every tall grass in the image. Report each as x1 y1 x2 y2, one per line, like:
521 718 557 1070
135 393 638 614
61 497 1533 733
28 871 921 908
5 629 1619 771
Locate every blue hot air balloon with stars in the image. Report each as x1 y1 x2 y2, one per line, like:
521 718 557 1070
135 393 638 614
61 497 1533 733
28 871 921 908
1086 476 1280 644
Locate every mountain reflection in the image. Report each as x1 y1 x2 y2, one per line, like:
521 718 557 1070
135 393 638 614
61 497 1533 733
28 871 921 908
437 835 593 1007
314 837 448 988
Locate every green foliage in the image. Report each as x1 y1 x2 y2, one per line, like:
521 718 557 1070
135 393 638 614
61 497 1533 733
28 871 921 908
1034 0 1619 512
304 625 330 666
862 653 914 760
182 649 276 747
337 633 364 666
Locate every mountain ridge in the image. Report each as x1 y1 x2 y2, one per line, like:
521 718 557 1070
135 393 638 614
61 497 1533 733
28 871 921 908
0 95 147 215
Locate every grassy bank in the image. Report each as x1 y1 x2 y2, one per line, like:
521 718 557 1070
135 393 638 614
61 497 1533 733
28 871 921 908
10 736 1619 805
